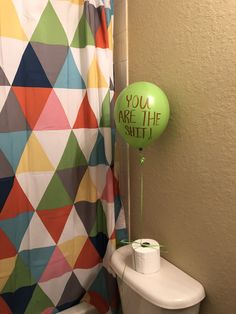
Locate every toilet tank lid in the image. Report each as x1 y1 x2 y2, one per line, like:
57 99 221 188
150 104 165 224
110 245 205 310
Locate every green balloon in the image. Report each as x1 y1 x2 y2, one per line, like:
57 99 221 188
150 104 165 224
114 82 170 149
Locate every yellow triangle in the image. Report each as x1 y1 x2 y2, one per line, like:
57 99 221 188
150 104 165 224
0 0 27 40
70 0 84 4
75 170 98 203
0 256 17 291
87 57 108 88
16 133 54 174
58 236 87 268
108 22 113 51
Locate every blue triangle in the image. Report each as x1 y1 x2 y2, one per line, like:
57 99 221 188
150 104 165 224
0 131 31 172
19 246 55 281
0 212 34 250
89 132 109 166
54 49 86 89
0 176 14 211
12 43 52 87
2 284 37 314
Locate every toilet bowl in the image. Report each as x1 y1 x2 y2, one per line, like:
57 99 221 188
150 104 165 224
110 244 205 314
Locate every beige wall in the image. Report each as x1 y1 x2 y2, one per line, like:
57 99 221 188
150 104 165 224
128 1 236 313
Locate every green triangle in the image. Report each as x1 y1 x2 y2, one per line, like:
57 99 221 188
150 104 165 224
37 173 73 210
3 255 36 293
25 285 54 314
99 91 110 127
71 14 95 48
31 2 68 46
90 201 108 237
57 131 87 170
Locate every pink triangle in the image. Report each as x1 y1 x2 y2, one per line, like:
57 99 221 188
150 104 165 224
39 247 72 282
34 90 70 130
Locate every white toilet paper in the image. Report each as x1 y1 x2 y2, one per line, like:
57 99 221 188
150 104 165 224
132 239 160 274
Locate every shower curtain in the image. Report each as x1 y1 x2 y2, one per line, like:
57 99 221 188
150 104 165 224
0 0 126 313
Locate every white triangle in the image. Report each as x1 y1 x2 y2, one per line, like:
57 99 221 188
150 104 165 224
39 271 72 305
50 0 83 44
11 0 48 39
58 206 88 244
102 201 115 239
100 128 112 165
34 130 71 168
73 264 101 290
54 88 86 128
0 86 11 112
71 47 94 85
16 171 54 209
88 165 109 198
96 48 113 84
87 88 108 122
19 212 56 251
73 128 98 162
115 205 126 231
0 38 28 84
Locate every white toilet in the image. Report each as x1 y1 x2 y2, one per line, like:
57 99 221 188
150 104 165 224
110 244 205 314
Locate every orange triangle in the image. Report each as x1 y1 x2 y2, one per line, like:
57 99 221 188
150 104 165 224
74 238 101 269
37 205 72 243
12 87 52 129
95 7 109 48
73 93 98 128
1 178 34 220
0 229 17 259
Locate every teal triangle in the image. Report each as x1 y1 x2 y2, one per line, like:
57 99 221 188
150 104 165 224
89 132 109 166
19 246 55 281
54 49 86 89
0 212 34 250
0 131 31 172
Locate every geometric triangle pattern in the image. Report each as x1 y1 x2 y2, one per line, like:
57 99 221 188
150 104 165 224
0 1 126 313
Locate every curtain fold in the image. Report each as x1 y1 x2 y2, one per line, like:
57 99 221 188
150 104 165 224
0 0 126 313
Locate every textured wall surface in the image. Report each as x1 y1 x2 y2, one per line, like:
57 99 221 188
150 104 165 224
128 1 236 313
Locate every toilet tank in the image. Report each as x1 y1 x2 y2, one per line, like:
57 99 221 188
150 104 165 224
110 245 205 314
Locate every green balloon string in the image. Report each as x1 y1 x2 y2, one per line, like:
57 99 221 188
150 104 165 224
139 149 145 242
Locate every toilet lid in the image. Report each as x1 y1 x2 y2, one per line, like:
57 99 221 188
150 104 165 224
110 245 205 310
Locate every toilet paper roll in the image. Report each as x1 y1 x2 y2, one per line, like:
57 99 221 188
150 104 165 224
132 239 160 274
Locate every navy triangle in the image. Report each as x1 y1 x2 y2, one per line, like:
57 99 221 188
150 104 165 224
12 44 52 88
2 284 37 314
0 176 14 212
90 233 108 259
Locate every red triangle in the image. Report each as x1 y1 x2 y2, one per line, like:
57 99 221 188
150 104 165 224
0 229 17 259
95 8 109 48
88 291 109 314
37 205 72 243
74 238 101 269
12 87 52 129
0 297 12 314
73 93 98 128
0 179 34 220
101 168 119 203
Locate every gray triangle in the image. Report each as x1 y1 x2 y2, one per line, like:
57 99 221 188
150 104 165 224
31 43 69 86
84 2 101 37
58 272 85 306
57 166 87 202
0 150 14 178
74 201 97 234
0 90 31 132
0 67 10 86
